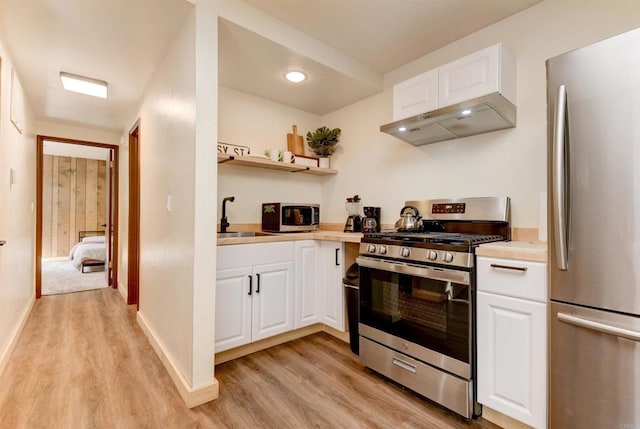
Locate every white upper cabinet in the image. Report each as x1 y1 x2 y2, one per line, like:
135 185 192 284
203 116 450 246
439 43 516 108
393 69 439 121
392 43 516 121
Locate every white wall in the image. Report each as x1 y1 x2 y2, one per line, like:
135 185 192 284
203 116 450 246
36 120 121 146
128 0 218 397
321 0 640 229
133 10 198 384
0 42 37 374
217 86 325 224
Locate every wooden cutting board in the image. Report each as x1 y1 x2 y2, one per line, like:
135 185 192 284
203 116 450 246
287 125 305 156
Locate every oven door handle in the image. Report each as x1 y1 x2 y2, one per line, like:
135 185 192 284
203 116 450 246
356 256 470 285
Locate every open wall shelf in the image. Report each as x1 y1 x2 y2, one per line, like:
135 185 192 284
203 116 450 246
217 154 337 176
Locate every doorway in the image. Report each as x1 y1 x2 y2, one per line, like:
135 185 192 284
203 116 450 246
36 135 119 298
128 120 140 307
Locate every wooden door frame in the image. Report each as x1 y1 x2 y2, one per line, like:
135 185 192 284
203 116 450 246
36 135 120 298
127 120 140 308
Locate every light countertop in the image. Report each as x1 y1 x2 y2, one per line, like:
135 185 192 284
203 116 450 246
476 241 547 263
217 230 364 246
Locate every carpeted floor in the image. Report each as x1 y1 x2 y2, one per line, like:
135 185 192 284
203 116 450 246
41 258 107 296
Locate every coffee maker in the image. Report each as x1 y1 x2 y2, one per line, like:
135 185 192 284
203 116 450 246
362 206 381 233
344 195 362 232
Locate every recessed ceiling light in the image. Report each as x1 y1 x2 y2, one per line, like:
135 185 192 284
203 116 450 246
461 109 472 116
60 71 108 98
285 70 307 83
398 126 407 132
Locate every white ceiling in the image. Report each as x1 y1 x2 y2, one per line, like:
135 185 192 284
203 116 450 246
0 0 542 131
0 0 194 132
241 0 542 73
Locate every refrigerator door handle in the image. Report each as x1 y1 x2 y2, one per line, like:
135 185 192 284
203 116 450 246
558 312 640 342
552 84 569 270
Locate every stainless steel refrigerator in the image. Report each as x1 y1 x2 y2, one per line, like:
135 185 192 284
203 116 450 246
547 28 640 428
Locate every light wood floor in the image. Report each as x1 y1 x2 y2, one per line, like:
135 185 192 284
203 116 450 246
0 288 500 429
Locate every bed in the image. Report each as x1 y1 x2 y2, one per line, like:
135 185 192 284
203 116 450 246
69 231 106 273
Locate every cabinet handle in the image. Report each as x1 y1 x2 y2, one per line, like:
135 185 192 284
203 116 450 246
490 263 528 272
256 273 260 293
392 357 417 374
335 248 340 266
248 275 253 295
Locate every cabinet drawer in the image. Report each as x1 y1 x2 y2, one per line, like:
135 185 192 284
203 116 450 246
477 256 547 302
217 241 294 270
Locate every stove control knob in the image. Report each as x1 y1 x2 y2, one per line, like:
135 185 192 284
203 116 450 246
427 250 438 261
378 245 387 255
367 244 377 253
400 247 411 257
443 252 454 263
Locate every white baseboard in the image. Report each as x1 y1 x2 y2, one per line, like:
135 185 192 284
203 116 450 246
117 280 128 303
136 312 219 408
0 294 35 377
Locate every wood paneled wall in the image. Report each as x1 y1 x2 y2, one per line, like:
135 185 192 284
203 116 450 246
42 155 106 258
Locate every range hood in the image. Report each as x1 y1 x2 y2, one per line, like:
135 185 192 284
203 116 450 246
380 92 516 146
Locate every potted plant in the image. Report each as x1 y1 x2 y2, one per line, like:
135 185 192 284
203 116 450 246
306 126 341 167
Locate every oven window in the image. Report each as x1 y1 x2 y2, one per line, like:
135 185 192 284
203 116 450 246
360 266 470 363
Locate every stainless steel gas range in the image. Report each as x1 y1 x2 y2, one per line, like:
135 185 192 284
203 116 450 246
357 197 510 419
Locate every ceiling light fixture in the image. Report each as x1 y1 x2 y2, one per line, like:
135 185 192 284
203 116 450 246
398 126 407 132
461 109 472 116
60 71 108 98
285 70 307 83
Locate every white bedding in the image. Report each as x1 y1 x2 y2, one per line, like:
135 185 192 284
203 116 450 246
69 241 106 271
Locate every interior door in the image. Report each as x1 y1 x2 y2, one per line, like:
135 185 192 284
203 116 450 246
104 149 113 285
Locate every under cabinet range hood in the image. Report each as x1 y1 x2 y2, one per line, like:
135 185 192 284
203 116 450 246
380 92 516 146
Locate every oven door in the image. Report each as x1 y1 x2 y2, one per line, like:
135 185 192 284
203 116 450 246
357 256 472 379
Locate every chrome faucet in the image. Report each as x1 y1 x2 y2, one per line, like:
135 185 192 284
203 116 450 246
220 196 235 233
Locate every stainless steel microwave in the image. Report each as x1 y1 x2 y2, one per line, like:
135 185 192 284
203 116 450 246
261 203 320 232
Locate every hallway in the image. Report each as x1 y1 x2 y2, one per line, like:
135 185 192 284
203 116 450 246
0 289 197 428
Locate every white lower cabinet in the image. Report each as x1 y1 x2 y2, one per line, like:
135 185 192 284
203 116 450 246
477 256 547 429
215 242 294 353
319 241 345 331
251 261 294 341
294 240 321 328
217 240 347 354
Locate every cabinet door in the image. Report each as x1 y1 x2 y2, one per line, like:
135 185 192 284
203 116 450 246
438 44 500 108
294 241 321 328
319 241 345 331
215 266 253 352
477 291 547 429
252 261 294 342
393 68 439 120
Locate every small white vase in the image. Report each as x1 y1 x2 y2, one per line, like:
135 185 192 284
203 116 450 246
318 157 330 168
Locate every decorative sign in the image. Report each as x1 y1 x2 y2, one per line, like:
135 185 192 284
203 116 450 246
218 142 250 157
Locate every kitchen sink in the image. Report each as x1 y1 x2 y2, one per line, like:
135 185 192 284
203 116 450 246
217 231 273 238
